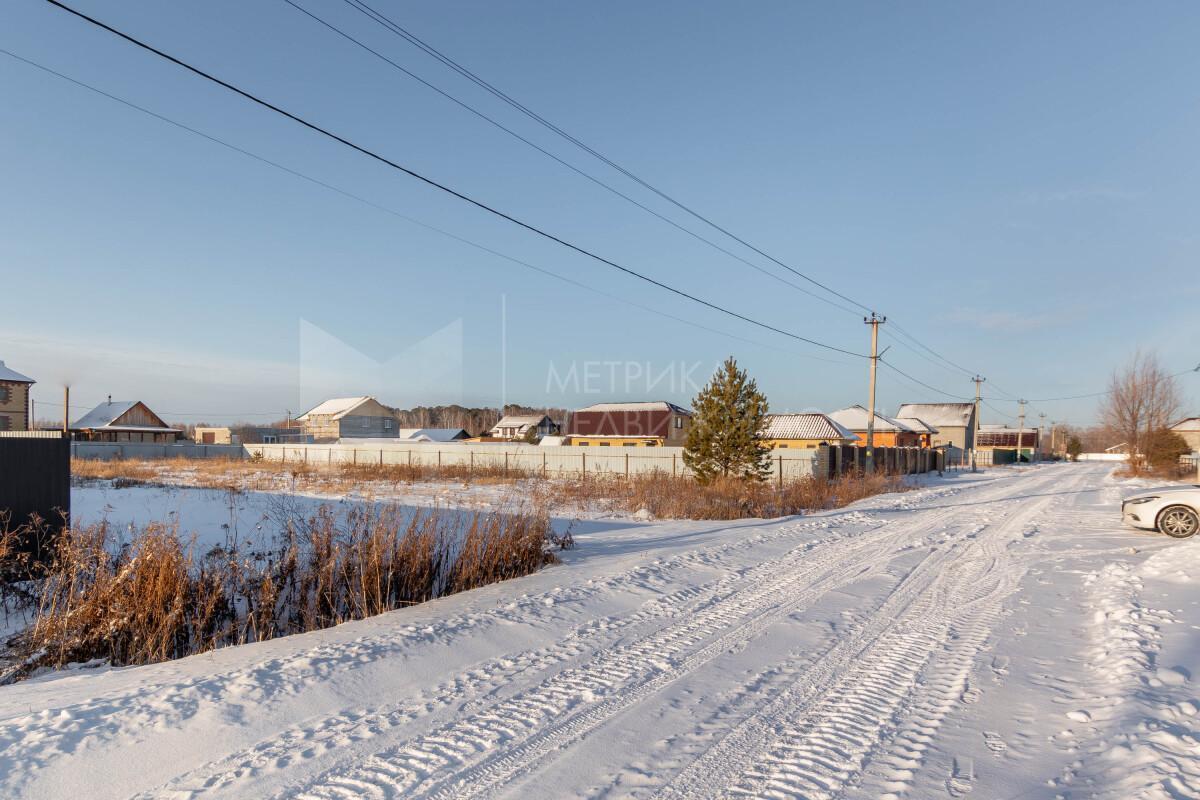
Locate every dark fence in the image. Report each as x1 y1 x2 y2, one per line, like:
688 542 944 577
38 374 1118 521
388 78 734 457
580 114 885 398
0 432 71 561
818 444 946 479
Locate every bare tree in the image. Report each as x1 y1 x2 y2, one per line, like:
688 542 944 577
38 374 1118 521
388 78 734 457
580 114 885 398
1099 350 1181 471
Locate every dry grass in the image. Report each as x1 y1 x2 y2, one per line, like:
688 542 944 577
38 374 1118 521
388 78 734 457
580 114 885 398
71 456 536 495
2 502 557 681
539 471 907 520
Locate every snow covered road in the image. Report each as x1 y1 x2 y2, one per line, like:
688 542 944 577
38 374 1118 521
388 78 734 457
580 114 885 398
3 463 1198 799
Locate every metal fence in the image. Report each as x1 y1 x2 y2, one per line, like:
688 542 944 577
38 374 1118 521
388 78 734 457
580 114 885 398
816 444 945 478
0 432 71 555
245 442 821 481
71 441 245 460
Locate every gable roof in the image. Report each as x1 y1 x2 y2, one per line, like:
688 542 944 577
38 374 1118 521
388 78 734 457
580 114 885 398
762 413 860 442
396 428 469 442
895 402 975 428
574 401 691 414
1171 417 1200 432
297 396 374 421
492 414 553 429
0 361 34 384
71 400 177 432
895 416 940 434
828 405 914 433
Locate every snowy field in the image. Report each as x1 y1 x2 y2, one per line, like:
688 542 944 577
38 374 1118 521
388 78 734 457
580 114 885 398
2 463 1199 798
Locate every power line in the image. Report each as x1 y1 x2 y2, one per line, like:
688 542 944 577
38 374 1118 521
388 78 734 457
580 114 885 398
339 0 876 316
335 0 1025 403
0 46 849 368
43 0 868 361
877 358 972 401
279 0 860 317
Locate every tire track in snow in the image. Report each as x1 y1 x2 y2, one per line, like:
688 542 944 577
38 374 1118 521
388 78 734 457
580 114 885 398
653 467 1078 800
275 479 1020 799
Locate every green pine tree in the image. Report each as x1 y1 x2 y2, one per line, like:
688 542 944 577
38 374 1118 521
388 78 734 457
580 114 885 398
683 357 771 483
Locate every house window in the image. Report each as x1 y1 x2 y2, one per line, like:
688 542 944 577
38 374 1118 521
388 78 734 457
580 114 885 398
778 443 789 448
263 435 278 444
674 416 683 429
0 386 10 404
362 417 369 428
599 441 611 446
577 441 589 446
0 414 9 431
623 442 637 447
384 419 392 430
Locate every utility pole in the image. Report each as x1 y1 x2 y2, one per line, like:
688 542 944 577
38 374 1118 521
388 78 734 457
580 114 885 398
971 376 985 472
62 385 69 435
1038 412 1046 462
1017 399 1027 463
864 312 886 474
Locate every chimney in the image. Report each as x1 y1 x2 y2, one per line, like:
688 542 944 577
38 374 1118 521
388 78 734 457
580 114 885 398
107 394 112 405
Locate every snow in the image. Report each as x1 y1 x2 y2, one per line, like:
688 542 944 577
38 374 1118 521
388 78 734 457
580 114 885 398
3 464 1200 798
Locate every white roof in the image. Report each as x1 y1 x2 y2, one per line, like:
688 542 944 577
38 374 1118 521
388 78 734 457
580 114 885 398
895 403 974 428
828 405 914 433
979 424 1038 434
895 417 940 434
574 401 691 414
396 428 467 442
71 400 177 432
492 415 551 428
0 361 34 383
762 413 860 442
297 396 373 421
1172 418 1200 432
538 435 567 446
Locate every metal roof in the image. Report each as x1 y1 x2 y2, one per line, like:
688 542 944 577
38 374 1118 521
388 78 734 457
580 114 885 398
895 403 974 428
71 400 178 432
396 428 468 442
297 396 373 421
0 361 34 383
762 413 861 442
1172 417 1200 432
895 416 940 434
492 414 553 429
574 401 692 414
828 405 914 433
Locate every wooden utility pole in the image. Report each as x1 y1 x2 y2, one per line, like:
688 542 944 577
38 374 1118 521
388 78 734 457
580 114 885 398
864 312 886 474
970 376 985 472
1017 399 1027 462
62 385 69 434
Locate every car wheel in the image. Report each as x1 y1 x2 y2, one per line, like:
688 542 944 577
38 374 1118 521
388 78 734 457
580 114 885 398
1158 506 1200 539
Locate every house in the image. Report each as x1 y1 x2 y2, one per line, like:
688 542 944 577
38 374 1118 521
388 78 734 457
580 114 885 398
827 405 921 447
1171 418 1200 453
761 413 860 449
895 403 977 450
566 401 692 447
489 414 560 440
395 428 469 443
71 398 180 443
894 417 939 448
976 424 1040 461
0 360 35 432
297 396 397 442
193 426 233 445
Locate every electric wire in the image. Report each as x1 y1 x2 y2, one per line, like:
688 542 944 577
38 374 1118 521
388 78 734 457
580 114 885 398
42 0 869 360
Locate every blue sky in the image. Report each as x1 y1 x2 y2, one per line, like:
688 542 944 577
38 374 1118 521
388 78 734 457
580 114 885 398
2 1 1197 425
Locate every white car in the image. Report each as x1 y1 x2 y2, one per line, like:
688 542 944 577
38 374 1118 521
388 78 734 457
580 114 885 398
1122 486 1200 538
